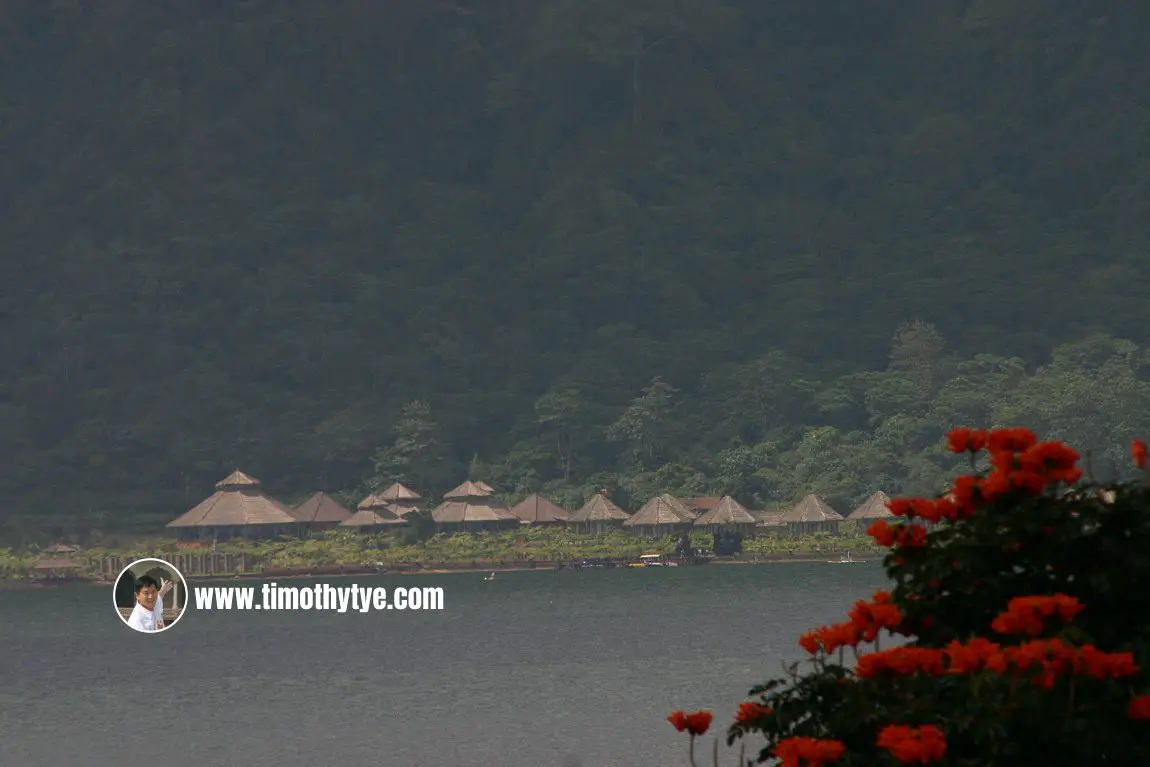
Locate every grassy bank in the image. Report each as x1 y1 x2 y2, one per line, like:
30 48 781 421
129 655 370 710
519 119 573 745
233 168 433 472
3 529 882 582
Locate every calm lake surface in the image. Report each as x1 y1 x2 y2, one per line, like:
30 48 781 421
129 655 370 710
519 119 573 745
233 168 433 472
0 562 886 766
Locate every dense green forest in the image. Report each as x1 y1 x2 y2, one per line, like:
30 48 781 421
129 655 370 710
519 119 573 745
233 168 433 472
1 1 1148 540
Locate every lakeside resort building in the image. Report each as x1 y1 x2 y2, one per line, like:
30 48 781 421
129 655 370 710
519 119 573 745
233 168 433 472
166 470 299 541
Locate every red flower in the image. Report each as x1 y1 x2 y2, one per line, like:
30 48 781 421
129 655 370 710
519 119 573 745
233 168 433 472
1128 695 1150 720
684 710 712 736
848 595 904 641
867 519 896 546
887 497 947 523
943 637 1004 674
1134 439 1148 469
667 710 687 732
877 724 947 764
733 702 772 726
990 595 1084 637
774 737 846 767
946 427 987 453
799 621 862 655
856 647 946 678
987 427 1038 453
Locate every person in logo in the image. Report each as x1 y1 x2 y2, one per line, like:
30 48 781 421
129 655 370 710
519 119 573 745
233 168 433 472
126 575 174 632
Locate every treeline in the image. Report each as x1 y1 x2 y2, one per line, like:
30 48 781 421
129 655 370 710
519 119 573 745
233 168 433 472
361 326 1150 515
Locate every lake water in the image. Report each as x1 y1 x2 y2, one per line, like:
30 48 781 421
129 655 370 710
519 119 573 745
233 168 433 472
0 562 886 766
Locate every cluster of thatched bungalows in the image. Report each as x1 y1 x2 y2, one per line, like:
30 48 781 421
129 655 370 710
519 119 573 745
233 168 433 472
165 470 901 542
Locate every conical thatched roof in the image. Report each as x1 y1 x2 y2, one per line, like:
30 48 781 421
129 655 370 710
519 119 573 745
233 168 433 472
340 507 408 527
444 480 494 499
167 471 297 528
780 494 843 523
847 491 895 521
357 492 389 510
216 469 261 489
291 492 353 524
509 494 568 524
379 482 422 501
568 492 630 523
624 494 695 527
433 480 514 523
431 498 518 524
694 496 757 526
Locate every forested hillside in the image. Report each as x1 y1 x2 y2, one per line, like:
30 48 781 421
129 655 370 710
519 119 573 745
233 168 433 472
1 1 1148 537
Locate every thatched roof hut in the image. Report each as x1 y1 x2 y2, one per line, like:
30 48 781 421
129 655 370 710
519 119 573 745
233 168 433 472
444 480 493 499
779 494 843 534
432 481 519 531
752 509 786 537
694 496 757 532
30 557 82 579
167 470 299 541
846 491 894 522
291 492 354 530
680 496 723 514
568 490 630 533
340 507 408 530
380 482 421 501
341 492 408 531
756 509 785 524
377 482 422 516
41 542 81 555
624 494 695 538
357 491 387 510
509 493 568 525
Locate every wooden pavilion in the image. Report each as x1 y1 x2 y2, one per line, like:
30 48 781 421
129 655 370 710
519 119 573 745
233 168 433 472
779 494 844 535
166 470 299 541
693 496 757 535
846 491 894 528
623 494 696 538
431 481 520 532
567 490 630 533
340 493 408 532
509 493 569 526
753 509 786 537
377 482 423 517
291 491 354 533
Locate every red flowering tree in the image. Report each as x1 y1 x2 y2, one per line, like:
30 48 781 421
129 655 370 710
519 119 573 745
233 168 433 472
669 429 1150 766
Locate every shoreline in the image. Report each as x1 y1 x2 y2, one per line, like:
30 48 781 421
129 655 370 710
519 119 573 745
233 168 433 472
1 553 882 589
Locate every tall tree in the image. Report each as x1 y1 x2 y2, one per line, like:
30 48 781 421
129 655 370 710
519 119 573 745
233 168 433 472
534 383 587 482
368 400 450 495
606 376 678 471
889 320 948 400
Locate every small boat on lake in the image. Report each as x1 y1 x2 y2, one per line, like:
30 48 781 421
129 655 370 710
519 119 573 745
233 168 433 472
483 572 496 581
828 552 863 563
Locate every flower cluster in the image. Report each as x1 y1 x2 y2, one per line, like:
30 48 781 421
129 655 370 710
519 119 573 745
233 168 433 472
667 428 1150 766
773 736 845 767
877 724 946 764
868 428 1085 550
854 633 1138 687
989 594 1084 636
798 591 904 654
733 702 772 727
667 710 713 736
